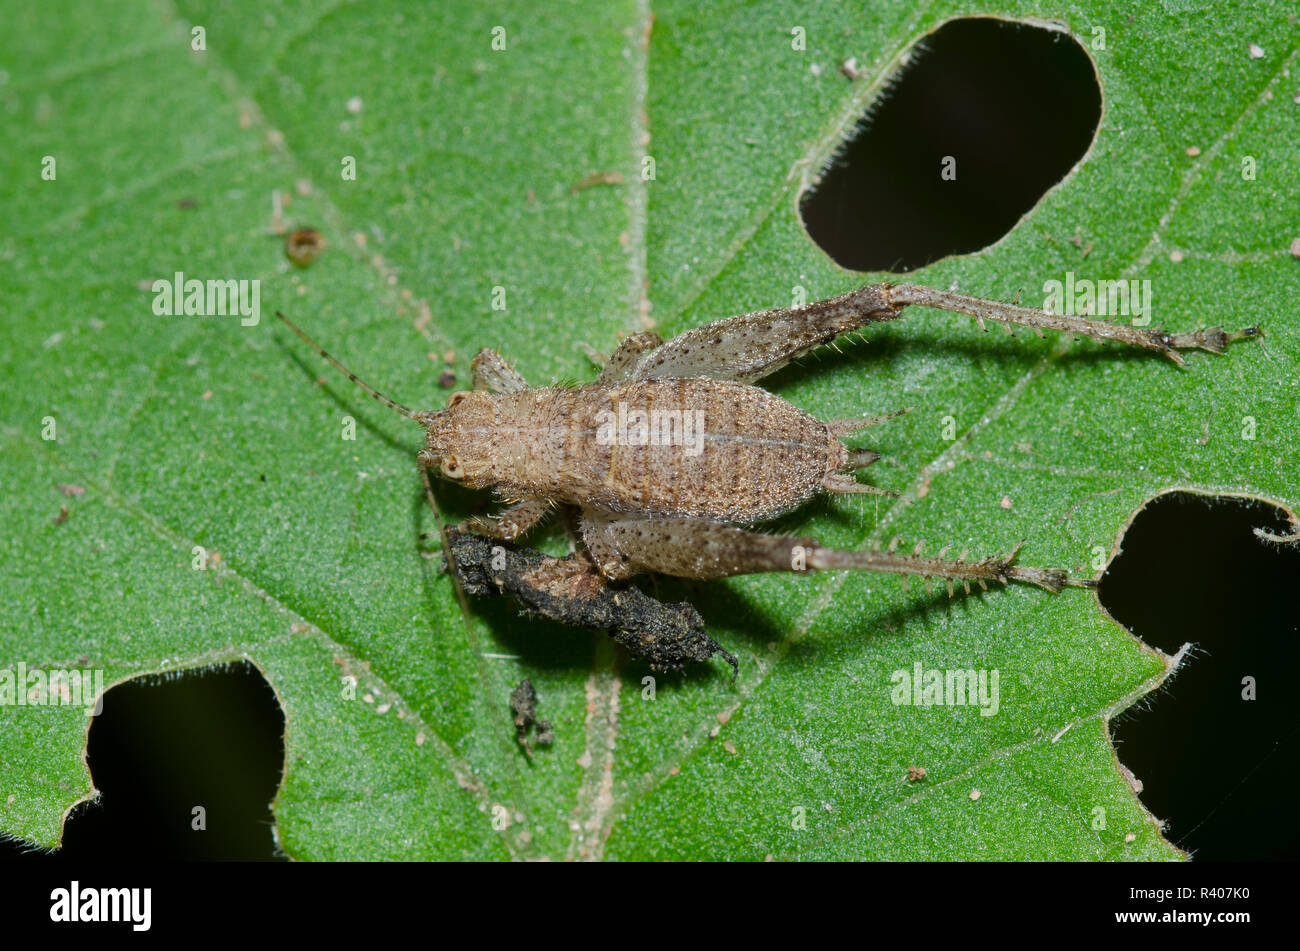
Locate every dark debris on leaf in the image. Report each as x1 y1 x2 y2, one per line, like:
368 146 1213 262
509 678 553 757
445 528 738 679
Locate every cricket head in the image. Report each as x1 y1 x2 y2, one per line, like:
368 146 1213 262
420 390 500 488
274 311 503 490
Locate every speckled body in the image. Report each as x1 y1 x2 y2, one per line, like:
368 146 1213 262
281 276 1233 604
429 379 844 524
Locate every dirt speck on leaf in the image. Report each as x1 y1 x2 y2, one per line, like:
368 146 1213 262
510 678 554 757
285 227 325 267
569 170 625 193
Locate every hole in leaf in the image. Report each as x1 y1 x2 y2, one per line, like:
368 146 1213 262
1 662 286 861
800 17 1102 273
1101 492 1300 860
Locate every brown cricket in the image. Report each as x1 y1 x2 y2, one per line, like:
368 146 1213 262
276 283 1258 657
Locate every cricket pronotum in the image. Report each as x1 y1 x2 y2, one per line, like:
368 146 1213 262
276 282 1260 672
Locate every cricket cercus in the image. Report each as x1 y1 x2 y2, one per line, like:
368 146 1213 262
276 283 1259 675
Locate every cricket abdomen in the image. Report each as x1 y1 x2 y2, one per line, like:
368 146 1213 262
484 379 842 523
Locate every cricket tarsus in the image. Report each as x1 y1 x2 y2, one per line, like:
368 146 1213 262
580 514 1087 594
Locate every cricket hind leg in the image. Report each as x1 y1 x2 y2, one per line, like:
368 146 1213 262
580 512 1083 594
588 331 663 384
624 281 1260 383
418 458 477 622
627 284 899 383
884 284 1262 366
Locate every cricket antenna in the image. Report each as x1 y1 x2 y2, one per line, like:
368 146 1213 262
275 310 427 423
276 312 468 624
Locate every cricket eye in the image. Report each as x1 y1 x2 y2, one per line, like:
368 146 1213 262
447 391 471 409
440 455 465 480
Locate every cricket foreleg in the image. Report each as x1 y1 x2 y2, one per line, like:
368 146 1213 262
581 513 1082 594
627 280 1259 383
628 283 899 383
461 498 551 541
416 461 445 543
471 348 529 394
415 449 551 543
884 284 1261 366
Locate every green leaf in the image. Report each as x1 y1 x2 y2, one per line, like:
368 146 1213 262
2 0 1295 860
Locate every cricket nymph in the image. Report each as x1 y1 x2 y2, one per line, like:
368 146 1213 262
277 280 1259 624
421 379 880 525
